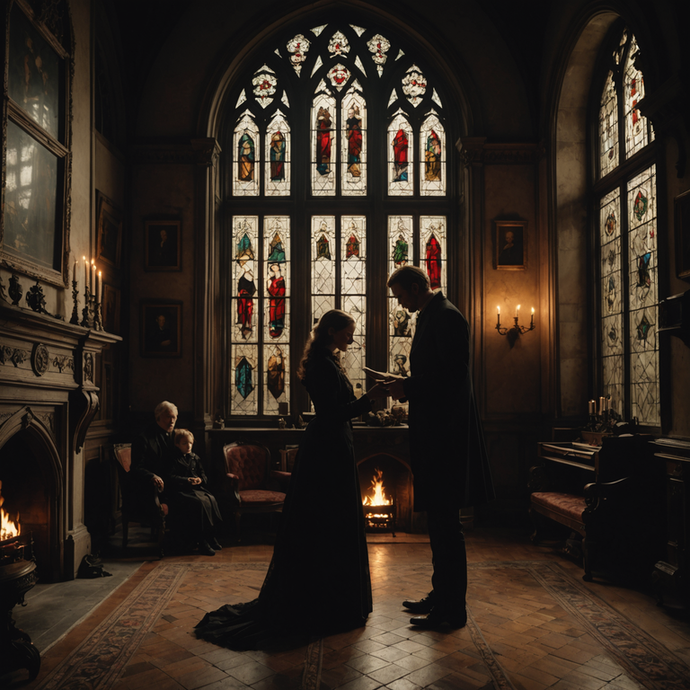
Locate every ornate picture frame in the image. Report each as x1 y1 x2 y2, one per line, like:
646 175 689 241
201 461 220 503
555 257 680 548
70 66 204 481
144 219 181 271
674 189 690 281
494 220 527 270
96 192 122 268
140 301 182 358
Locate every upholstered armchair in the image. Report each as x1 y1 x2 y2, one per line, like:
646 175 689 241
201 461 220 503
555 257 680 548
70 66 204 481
112 443 167 556
220 442 291 540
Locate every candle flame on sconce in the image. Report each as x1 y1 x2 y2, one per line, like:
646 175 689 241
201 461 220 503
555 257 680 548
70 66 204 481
496 303 536 348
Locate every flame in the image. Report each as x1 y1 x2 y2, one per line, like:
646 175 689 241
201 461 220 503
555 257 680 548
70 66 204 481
362 468 392 506
0 480 21 541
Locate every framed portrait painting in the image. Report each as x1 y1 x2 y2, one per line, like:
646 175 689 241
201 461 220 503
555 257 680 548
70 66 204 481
140 301 182 357
674 190 690 281
494 220 527 270
145 219 181 271
96 192 122 268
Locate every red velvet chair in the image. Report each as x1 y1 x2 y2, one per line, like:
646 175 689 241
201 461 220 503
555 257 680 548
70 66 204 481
113 443 168 556
220 442 291 540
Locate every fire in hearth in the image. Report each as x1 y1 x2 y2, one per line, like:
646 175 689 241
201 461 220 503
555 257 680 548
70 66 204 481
0 480 21 541
362 469 396 535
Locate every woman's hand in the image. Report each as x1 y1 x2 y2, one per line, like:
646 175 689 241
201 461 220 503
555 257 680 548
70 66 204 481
188 476 202 485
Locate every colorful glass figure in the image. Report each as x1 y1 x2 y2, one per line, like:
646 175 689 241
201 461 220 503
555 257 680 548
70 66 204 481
393 234 408 266
237 270 256 339
328 63 351 90
317 233 331 260
252 65 278 108
235 357 254 399
392 307 410 337
268 233 286 262
402 64 427 107
316 106 332 175
393 129 408 181
266 347 285 399
346 104 362 178
393 353 408 376
637 252 651 288
636 313 652 341
425 234 442 289
346 234 360 258
634 190 648 220
238 131 254 181
267 263 286 337
236 231 254 266
270 131 285 181
605 211 616 237
425 130 442 181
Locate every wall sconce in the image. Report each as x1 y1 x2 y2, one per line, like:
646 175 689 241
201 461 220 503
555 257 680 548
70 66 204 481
496 305 535 348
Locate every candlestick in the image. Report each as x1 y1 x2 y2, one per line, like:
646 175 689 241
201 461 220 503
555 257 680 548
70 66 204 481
83 256 88 290
599 396 605 415
73 258 78 284
91 261 96 293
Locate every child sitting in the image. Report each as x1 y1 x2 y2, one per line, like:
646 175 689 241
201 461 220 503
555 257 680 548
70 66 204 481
165 428 223 555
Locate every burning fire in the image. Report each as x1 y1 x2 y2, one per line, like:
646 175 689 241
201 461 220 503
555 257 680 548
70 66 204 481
362 468 392 507
0 480 21 541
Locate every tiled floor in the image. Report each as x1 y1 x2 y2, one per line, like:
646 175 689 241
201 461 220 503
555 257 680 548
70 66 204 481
6 527 690 689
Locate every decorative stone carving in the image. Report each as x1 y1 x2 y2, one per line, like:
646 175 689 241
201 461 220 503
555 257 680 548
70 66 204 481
52 355 74 373
31 343 50 376
11 349 28 367
83 352 94 383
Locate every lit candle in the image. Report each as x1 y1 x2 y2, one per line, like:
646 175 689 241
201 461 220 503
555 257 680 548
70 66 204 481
91 260 96 293
98 271 103 302
497 306 501 327
588 400 594 414
516 304 521 319
83 256 88 291
599 396 606 415
531 307 535 327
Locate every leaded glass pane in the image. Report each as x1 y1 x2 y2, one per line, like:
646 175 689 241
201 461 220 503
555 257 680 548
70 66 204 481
367 34 390 77
252 65 278 109
311 216 336 324
231 346 259 415
232 216 259 344
402 64 426 107
264 216 290 341
599 190 623 414
341 217 367 397
341 83 367 196
599 70 618 177
233 111 260 196
624 36 650 158
263 344 289 415
327 63 351 91
286 34 310 75
420 110 446 196
388 216 414 375
420 216 447 292
627 165 658 425
388 110 413 196
328 30 350 57
265 110 290 197
311 84 336 196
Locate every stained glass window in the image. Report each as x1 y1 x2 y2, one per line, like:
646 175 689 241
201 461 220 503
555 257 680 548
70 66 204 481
595 27 659 427
389 216 415 376
225 21 451 417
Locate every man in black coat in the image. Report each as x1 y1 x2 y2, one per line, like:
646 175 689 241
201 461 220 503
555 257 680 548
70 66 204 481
385 266 495 630
131 400 178 494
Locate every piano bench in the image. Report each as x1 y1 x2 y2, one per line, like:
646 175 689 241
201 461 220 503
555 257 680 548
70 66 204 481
530 492 586 535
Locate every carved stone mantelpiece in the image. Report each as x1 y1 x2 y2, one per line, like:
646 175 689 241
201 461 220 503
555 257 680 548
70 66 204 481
0 304 121 581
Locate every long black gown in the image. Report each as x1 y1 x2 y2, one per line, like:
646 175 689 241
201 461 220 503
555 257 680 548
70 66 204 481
195 350 373 649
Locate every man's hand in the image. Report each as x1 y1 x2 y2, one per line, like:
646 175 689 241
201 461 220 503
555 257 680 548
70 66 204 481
384 377 406 401
152 475 164 491
188 477 202 485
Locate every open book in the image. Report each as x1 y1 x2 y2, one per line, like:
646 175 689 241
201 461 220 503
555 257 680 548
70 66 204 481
363 366 402 381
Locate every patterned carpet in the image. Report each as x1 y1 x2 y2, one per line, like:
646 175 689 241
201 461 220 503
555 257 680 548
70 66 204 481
30 561 690 690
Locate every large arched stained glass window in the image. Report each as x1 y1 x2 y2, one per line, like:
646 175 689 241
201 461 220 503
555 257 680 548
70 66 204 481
595 26 659 427
224 20 453 417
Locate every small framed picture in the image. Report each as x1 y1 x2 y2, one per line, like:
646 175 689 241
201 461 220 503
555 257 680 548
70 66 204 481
674 190 690 281
96 192 122 268
140 301 182 357
145 219 181 271
494 220 527 270
103 284 121 334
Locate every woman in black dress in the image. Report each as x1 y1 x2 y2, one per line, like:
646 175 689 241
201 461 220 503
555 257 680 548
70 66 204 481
195 309 387 649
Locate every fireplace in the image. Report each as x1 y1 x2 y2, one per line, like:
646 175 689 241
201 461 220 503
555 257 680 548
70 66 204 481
0 304 120 581
358 453 413 533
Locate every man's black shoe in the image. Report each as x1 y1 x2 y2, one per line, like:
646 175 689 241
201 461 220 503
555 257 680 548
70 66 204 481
209 538 223 550
198 541 216 556
402 594 435 614
409 609 467 630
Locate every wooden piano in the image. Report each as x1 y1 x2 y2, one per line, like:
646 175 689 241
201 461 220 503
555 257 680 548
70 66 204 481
529 432 662 581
